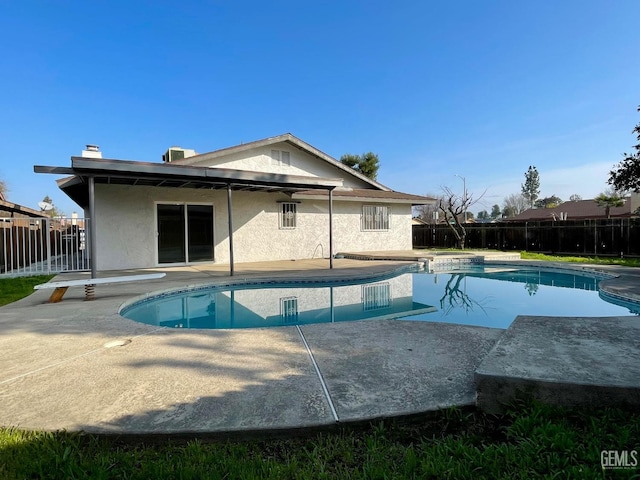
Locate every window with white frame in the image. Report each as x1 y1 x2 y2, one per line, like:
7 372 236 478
361 205 390 231
279 202 297 229
362 282 391 311
270 149 291 166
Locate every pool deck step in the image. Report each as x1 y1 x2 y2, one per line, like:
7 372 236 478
475 315 640 413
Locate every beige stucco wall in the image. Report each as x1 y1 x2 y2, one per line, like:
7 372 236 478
93 184 412 271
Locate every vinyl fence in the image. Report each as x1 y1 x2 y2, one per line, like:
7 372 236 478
413 218 640 257
0 217 90 277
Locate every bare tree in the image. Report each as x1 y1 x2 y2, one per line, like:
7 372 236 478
0 179 6 200
437 185 483 249
502 193 528 217
439 274 490 315
414 192 442 223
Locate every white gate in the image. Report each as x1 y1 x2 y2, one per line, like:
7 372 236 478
0 217 90 277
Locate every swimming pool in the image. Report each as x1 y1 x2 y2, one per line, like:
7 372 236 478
120 265 638 330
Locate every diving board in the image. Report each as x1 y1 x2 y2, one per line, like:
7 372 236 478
34 273 166 303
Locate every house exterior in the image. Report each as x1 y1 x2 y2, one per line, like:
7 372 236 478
503 194 640 222
39 134 434 272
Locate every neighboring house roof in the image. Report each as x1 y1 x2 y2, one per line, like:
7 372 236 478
0 198 43 218
504 196 639 221
291 189 434 205
171 133 392 192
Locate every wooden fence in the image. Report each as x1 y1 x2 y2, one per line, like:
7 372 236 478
412 218 640 257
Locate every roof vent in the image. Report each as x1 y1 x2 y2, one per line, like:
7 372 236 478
82 144 102 159
162 146 197 163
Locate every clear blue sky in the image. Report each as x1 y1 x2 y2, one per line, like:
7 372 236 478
1 0 638 216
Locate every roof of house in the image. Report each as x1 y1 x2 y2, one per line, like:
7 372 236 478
0 198 43 218
292 189 435 205
170 133 392 192
36 134 433 209
504 197 637 222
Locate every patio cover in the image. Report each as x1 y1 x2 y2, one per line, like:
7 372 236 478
35 157 343 277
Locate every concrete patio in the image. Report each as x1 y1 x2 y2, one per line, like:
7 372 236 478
0 253 638 436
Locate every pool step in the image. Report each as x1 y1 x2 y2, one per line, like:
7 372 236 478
475 315 640 413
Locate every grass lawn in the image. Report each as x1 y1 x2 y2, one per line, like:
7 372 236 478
0 275 54 307
1 402 638 479
520 251 640 268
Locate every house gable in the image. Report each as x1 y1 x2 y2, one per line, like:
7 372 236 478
171 133 390 191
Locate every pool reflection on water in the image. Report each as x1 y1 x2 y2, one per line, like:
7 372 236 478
121 266 638 330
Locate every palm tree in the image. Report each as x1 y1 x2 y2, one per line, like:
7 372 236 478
595 192 625 219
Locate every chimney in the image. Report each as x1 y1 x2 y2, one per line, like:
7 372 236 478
82 144 103 159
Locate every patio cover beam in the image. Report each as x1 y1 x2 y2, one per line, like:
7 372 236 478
68 157 343 190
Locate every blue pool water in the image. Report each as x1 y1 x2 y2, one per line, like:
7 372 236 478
121 265 638 330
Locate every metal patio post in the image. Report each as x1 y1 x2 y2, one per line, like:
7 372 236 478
88 176 97 279
227 184 234 276
329 189 334 269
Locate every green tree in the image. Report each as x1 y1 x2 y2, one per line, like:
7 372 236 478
609 105 640 192
477 210 489 220
595 190 625 219
340 152 380 180
534 195 563 209
569 194 582 201
502 205 516 217
521 166 540 208
490 204 501 219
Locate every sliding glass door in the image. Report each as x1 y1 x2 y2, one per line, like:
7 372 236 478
157 204 214 264
187 205 214 262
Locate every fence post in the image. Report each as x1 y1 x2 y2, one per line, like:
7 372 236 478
45 218 51 275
